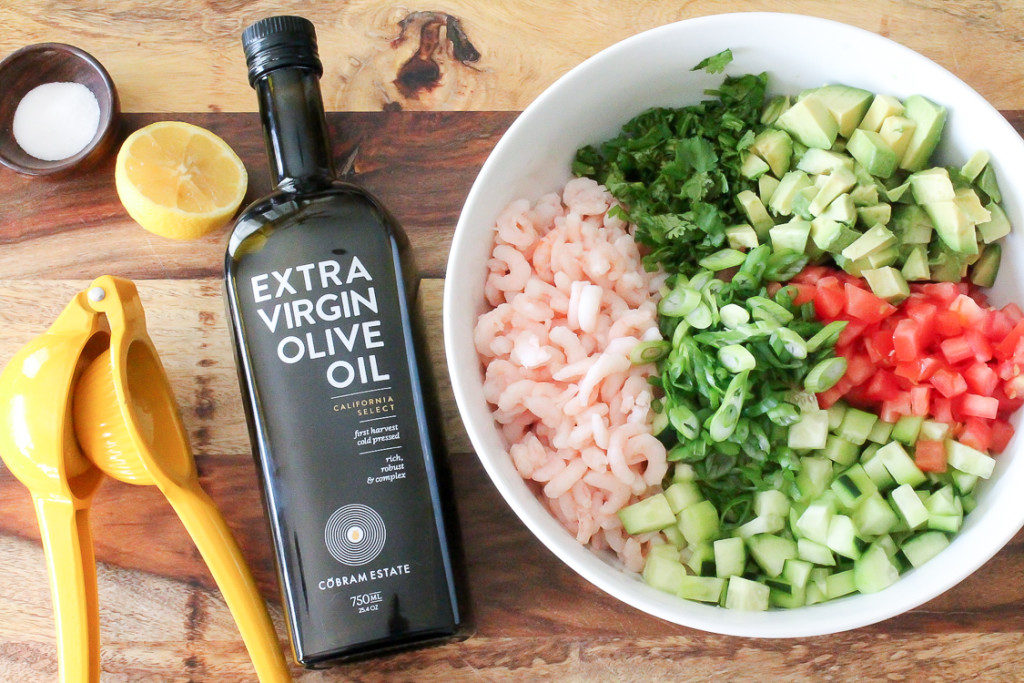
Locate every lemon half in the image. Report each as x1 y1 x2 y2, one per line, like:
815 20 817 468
115 121 248 240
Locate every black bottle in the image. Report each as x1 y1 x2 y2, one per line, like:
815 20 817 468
226 15 465 667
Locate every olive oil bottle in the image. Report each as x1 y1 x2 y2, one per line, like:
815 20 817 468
226 16 465 667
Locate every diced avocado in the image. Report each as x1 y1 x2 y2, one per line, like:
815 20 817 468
750 128 793 177
814 84 874 138
909 167 956 203
923 201 979 255
960 150 990 183
929 246 966 282
954 187 992 225
809 167 858 216
976 163 1003 203
878 115 917 161
736 190 775 238
769 170 814 216
761 95 791 126
862 266 910 302
725 224 760 250
790 186 820 221
796 148 855 175
841 224 897 261
769 218 812 253
847 128 899 178
977 201 1012 243
899 94 948 171
892 204 934 244
758 174 781 206
820 193 857 224
850 182 880 207
864 244 900 268
858 94 905 132
857 203 892 228
810 217 844 251
775 93 840 149
741 151 771 179
901 245 931 281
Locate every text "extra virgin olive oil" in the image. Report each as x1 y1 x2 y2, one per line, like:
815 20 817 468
225 15 467 667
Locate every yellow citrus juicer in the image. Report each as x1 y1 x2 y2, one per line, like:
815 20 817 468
0 276 292 683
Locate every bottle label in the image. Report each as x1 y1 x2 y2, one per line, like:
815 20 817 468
230 198 456 660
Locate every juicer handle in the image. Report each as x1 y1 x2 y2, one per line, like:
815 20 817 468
33 496 101 683
163 480 293 683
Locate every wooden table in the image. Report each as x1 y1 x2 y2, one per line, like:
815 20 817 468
2 2 1024 680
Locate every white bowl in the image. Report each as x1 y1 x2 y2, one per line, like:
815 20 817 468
443 12 1024 637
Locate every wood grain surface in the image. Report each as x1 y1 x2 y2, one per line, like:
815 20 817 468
2 2 1024 681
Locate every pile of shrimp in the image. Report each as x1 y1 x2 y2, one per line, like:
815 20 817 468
474 176 670 572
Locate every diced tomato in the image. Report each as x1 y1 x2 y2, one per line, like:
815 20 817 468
930 367 968 398
965 328 994 364
983 308 1015 340
933 309 965 338
863 370 902 403
950 293 988 327
940 335 975 366
892 318 926 363
865 328 895 364
836 320 868 350
914 439 948 473
813 276 847 319
989 419 1016 453
790 282 816 306
957 418 993 452
931 394 955 423
964 362 999 396
843 353 875 386
844 283 896 324
995 320 1024 360
919 282 961 305
957 393 999 420
880 393 912 423
1003 302 1024 324
910 385 931 416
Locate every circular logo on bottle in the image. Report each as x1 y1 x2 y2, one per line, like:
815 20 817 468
324 504 386 566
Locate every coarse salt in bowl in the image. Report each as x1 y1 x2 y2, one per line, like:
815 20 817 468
444 12 1024 637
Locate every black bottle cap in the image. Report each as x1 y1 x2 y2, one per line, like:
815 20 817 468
242 15 323 87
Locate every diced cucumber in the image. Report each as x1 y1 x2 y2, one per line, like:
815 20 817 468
747 534 798 578
783 558 815 588
618 493 676 534
891 415 924 445
679 500 721 545
831 463 879 509
795 497 836 545
837 407 879 446
664 480 704 515
642 554 689 595
671 463 697 483
827 402 848 430
768 578 807 609
826 514 867 560
823 434 861 467
796 456 834 500
825 569 858 599
754 489 791 519
678 575 727 603
685 542 716 576
797 538 837 566
890 483 929 529
648 543 681 561
714 536 747 579
853 542 900 593
734 513 786 539
788 409 830 450
867 418 895 444
877 441 927 487
900 530 951 568
661 523 685 548
928 513 963 533
861 449 896 490
724 576 771 611
946 439 996 479
852 492 899 536
919 419 950 442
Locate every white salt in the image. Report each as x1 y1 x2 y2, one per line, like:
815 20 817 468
13 81 101 161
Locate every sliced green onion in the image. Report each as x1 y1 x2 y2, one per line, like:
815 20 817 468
804 356 849 393
764 249 808 281
805 320 848 353
668 404 701 439
699 248 747 271
659 285 702 317
684 302 714 329
718 344 756 373
630 340 671 365
708 370 748 442
748 296 794 324
719 303 750 328
770 327 808 360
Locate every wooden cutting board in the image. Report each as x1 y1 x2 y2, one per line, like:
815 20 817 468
3 107 1024 681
